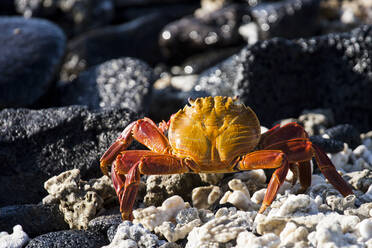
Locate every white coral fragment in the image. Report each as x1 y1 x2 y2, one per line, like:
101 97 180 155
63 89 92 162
133 195 186 231
185 209 256 247
308 213 361 248
328 143 352 172
269 194 318 217
280 222 309 246
0 225 29 248
219 179 259 211
155 219 202 242
42 169 115 229
102 221 166 248
235 231 280 248
192 185 221 209
356 219 372 243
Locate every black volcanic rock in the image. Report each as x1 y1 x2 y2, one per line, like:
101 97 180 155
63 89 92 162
0 17 66 108
61 12 188 81
0 106 138 207
25 230 108 248
0 204 68 238
159 4 250 62
115 0 198 7
250 0 320 40
324 124 361 149
15 0 114 36
193 25 372 132
56 58 155 113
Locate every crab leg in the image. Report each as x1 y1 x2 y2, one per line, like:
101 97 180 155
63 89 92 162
100 117 171 175
312 145 353 196
259 122 308 149
297 161 312 191
264 138 353 196
236 150 289 213
111 151 193 220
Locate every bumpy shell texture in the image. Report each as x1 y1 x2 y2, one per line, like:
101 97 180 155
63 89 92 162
168 96 261 171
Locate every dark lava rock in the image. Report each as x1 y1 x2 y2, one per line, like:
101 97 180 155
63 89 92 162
310 135 345 153
159 4 250 62
0 17 66 108
88 214 122 237
193 25 372 132
115 0 198 7
0 204 68 238
0 106 138 207
249 0 320 40
0 0 16 15
56 58 155 113
107 224 118 242
114 3 199 23
61 12 186 81
15 0 114 36
178 46 243 75
25 230 108 248
324 124 361 149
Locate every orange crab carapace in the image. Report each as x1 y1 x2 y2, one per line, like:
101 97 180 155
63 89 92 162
100 96 353 220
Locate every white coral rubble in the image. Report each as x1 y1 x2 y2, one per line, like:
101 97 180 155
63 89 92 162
186 208 256 248
42 169 116 229
132 195 187 231
0 225 29 248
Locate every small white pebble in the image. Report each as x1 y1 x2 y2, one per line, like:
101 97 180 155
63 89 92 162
236 231 280 248
133 195 186 231
251 188 266 204
362 184 372 202
0 225 29 248
357 219 372 240
271 194 318 217
353 145 367 157
362 138 372 150
314 195 323 207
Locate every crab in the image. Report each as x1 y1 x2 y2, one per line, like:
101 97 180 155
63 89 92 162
100 96 353 220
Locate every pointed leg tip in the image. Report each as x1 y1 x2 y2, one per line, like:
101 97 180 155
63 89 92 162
258 203 269 214
122 212 134 221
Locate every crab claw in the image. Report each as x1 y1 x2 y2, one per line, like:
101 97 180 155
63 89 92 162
100 122 135 175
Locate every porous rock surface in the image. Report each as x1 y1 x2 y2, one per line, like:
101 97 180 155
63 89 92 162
193 25 372 132
42 169 116 229
56 58 155 113
0 17 66 108
0 106 138 206
25 230 107 248
144 174 204 206
15 0 114 36
0 203 68 238
61 12 189 81
102 221 171 248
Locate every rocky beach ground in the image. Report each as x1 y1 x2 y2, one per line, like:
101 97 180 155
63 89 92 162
0 0 372 247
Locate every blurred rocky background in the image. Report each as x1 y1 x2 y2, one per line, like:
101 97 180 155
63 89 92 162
0 0 372 247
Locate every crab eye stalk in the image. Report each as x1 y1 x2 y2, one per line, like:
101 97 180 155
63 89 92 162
188 97 195 105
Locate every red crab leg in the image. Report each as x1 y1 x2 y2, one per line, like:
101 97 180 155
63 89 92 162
100 117 171 175
297 161 312 191
236 150 289 213
312 144 353 196
112 151 194 220
259 122 308 149
264 138 353 196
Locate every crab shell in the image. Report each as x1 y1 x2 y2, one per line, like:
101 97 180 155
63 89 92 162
168 96 261 172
